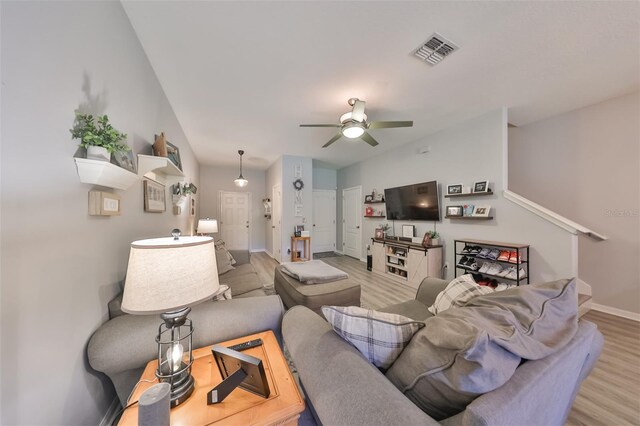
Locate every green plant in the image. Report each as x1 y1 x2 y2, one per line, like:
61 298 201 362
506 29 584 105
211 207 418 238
70 113 129 154
426 230 440 239
379 223 391 232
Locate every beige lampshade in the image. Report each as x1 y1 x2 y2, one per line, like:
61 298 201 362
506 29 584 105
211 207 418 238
121 236 219 315
197 218 218 234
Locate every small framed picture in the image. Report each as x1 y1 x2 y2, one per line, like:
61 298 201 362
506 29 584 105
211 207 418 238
166 142 183 171
375 228 384 239
473 205 491 217
447 184 463 195
364 195 373 203
446 205 463 217
473 180 489 193
402 225 415 238
144 180 166 213
111 150 136 173
463 204 475 216
294 225 304 237
422 232 431 247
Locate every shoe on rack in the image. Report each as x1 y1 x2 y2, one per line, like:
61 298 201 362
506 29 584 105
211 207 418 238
505 266 527 280
479 262 491 273
486 263 503 276
461 245 473 254
509 251 522 264
471 246 483 254
466 259 479 271
497 250 510 262
477 248 491 258
498 265 515 278
487 249 501 261
458 256 469 266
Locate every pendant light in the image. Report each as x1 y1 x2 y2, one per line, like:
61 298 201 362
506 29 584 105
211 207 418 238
234 150 248 188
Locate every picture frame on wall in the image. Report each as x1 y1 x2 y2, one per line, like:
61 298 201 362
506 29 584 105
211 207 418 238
144 179 166 213
447 184 463 195
473 180 490 193
472 205 491 217
446 205 464 217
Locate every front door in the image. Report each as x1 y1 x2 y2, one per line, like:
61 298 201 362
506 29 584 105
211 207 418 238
219 191 250 250
313 190 336 253
342 186 362 259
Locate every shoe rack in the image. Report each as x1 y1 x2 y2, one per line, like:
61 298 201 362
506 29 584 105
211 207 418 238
454 239 530 285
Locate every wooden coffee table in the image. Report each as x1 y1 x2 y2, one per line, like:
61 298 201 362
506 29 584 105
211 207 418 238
119 330 304 425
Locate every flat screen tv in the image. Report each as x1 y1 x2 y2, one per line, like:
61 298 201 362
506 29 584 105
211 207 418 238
384 181 440 221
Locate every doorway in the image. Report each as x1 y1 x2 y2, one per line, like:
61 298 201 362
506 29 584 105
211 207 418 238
342 186 362 259
312 190 336 253
272 184 282 263
219 191 250 250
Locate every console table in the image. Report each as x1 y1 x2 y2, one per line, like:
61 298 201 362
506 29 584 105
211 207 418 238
371 238 443 289
119 330 304 426
291 236 311 262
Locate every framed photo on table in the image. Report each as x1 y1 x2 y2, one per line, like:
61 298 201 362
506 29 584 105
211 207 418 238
143 180 166 213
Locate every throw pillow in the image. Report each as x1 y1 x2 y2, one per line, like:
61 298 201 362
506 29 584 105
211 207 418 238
322 305 425 370
215 245 235 275
386 278 577 420
428 274 494 315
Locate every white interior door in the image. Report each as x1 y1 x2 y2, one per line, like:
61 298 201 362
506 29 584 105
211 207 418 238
272 185 282 262
342 186 362 259
219 191 250 250
313 190 336 253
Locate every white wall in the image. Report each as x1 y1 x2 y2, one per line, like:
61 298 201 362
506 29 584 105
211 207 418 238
1 2 199 424
281 156 313 259
337 109 576 284
199 165 267 251
312 164 337 190
509 92 640 314
265 157 283 257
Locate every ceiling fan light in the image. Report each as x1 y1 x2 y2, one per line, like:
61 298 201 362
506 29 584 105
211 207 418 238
340 112 367 124
342 123 365 139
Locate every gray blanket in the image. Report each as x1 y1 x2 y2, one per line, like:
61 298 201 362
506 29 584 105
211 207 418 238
281 260 348 284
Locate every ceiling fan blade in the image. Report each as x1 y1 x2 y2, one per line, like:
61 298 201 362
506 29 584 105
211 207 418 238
368 121 413 129
322 133 343 148
300 124 341 127
360 132 379 147
351 100 366 122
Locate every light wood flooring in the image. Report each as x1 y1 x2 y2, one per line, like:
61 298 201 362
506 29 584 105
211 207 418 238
250 252 640 426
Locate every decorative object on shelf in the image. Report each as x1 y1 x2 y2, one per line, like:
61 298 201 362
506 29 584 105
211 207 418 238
380 223 391 238
365 195 373 203
111 150 137 173
446 205 464 217
294 225 304 237
463 204 475 216
473 180 490 193
446 184 463 196
234 150 249 187
423 230 440 246
153 134 183 171
263 198 272 219
294 204 303 217
197 218 218 235
294 164 302 179
175 182 197 196
153 133 168 157
375 228 384 239
402 225 415 238
144 179 166 213
88 191 121 216
472 205 491 217
121 231 219 407
70 113 129 162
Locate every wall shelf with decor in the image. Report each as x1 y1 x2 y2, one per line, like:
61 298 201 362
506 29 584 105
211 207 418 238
74 158 139 190
445 215 493 220
364 201 386 204
138 154 185 186
364 215 386 218
454 239 529 285
444 189 493 198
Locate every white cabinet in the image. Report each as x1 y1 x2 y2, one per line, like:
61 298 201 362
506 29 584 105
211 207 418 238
372 239 443 289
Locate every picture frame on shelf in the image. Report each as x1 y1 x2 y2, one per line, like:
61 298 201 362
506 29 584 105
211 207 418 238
472 205 491 217
190 197 196 217
143 179 166 213
375 228 384 239
463 204 475 216
421 232 432 247
364 195 373 203
111 149 136 173
294 225 304 237
446 205 464 217
166 142 183 171
447 184 463 195
473 180 489 193
402 224 414 238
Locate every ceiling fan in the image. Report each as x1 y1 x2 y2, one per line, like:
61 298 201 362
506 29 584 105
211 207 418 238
300 98 413 148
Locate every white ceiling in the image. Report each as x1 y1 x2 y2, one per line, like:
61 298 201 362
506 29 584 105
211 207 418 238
123 1 639 170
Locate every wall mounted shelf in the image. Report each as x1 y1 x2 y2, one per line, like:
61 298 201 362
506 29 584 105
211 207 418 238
445 215 493 220
364 215 386 218
74 158 139 190
445 189 493 198
137 154 185 186
364 201 386 204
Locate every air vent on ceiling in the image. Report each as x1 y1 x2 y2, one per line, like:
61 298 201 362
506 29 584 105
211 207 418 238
414 33 459 65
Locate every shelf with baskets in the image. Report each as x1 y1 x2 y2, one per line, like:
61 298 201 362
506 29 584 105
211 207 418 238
454 239 530 285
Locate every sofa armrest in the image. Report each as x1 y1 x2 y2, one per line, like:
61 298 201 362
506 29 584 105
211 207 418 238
415 277 449 307
283 306 439 426
228 250 250 265
88 295 284 404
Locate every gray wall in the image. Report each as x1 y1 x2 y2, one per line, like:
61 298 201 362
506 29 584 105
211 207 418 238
281 155 313 258
1 2 199 424
265 156 282 257
312 164 337 190
509 92 640 314
199 165 267 251
337 109 576 284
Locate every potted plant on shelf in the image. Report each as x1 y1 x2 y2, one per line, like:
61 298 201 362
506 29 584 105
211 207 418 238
380 223 391 238
427 230 440 245
70 113 129 161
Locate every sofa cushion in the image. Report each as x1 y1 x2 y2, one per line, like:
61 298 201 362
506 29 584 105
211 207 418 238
322 305 425 370
220 264 263 296
378 300 433 321
386 278 577 420
428 275 494 315
215 245 235 275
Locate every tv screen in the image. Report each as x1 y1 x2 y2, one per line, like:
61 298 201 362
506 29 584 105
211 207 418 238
384 181 440 221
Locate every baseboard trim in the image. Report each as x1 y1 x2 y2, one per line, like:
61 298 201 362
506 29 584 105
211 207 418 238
250 249 266 253
99 397 121 426
264 250 274 258
335 250 344 255
591 303 640 322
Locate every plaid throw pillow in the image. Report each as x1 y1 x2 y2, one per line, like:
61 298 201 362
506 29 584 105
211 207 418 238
428 275 494 315
321 306 425 370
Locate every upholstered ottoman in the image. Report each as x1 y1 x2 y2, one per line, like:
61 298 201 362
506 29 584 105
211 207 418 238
274 265 361 314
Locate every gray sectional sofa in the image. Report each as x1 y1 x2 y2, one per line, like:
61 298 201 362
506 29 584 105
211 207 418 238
222 250 267 298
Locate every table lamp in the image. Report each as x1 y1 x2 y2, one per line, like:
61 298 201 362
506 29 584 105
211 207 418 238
121 229 219 407
197 218 218 235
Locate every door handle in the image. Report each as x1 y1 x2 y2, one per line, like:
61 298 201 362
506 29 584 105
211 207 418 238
356 226 360 229
272 226 276 229
313 224 316 227
246 225 249 228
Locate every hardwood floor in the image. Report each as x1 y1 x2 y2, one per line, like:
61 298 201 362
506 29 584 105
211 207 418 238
250 252 640 425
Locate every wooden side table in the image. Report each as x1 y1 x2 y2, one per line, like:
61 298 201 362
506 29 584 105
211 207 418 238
291 236 311 262
119 330 304 426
